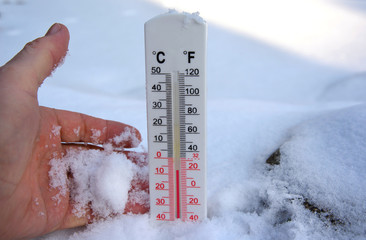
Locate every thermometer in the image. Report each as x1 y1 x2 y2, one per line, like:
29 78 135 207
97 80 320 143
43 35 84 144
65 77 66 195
145 11 207 221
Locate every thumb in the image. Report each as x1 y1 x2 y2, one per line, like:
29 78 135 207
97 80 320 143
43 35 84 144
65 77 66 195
0 23 70 96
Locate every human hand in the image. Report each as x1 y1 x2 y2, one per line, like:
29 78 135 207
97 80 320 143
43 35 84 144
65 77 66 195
0 23 148 239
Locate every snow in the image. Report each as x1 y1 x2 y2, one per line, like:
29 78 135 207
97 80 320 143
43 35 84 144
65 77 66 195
51 125 62 137
49 148 145 218
1 0 366 239
112 127 141 147
276 104 366 235
154 9 205 26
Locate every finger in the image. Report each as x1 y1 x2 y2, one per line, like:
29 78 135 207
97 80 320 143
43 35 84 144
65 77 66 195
61 144 147 166
124 200 149 215
125 152 149 214
0 23 69 96
61 196 148 230
44 107 142 148
60 204 92 230
124 177 149 214
124 180 149 215
124 151 148 167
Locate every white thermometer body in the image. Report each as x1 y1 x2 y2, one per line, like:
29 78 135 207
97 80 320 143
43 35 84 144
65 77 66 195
145 12 207 221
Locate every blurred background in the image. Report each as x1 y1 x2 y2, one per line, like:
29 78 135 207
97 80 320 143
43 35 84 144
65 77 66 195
1 0 366 104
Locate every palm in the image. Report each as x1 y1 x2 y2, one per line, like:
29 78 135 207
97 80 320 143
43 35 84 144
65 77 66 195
0 79 68 237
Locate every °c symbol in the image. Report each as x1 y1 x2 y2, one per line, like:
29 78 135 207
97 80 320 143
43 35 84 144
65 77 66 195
152 51 156 55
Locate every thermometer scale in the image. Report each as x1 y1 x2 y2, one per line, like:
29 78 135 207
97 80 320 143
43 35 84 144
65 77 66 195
145 12 207 221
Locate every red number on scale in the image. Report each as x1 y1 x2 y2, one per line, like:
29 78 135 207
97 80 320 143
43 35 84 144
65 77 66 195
188 163 198 169
155 183 165 190
191 180 196 187
157 214 166 220
193 153 199 159
189 215 199 221
156 198 166 205
155 168 165 174
189 198 199 204
156 151 162 157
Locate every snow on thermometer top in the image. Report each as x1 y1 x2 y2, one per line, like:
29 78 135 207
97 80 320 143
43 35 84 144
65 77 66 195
145 11 207 222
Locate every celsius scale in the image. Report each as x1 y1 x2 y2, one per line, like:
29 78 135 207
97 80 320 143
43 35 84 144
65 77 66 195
145 11 207 221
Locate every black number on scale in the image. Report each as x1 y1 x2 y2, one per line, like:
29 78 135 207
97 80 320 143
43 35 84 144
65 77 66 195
152 84 162 91
188 126 198 133
151 67 161 74
187 107 198 114
188 145 198 151
154 135 163 142
185 88 199 95
153 118 163 125
185 68 199 75
152 101 162 109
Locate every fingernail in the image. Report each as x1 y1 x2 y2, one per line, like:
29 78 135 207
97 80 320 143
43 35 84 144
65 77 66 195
46 23 62 36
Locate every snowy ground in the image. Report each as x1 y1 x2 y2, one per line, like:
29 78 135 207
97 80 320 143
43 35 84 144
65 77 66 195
1 0 366 239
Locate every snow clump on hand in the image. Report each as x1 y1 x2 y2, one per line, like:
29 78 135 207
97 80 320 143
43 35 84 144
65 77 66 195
49 148 147 218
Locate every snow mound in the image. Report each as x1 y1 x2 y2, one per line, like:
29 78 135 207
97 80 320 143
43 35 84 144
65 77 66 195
276 104 366 236
320 73 366 102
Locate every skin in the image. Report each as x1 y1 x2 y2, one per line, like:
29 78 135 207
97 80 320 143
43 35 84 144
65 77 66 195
0 23 148 239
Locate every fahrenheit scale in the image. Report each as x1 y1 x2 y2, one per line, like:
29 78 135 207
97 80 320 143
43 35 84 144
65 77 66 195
145 12 207 221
